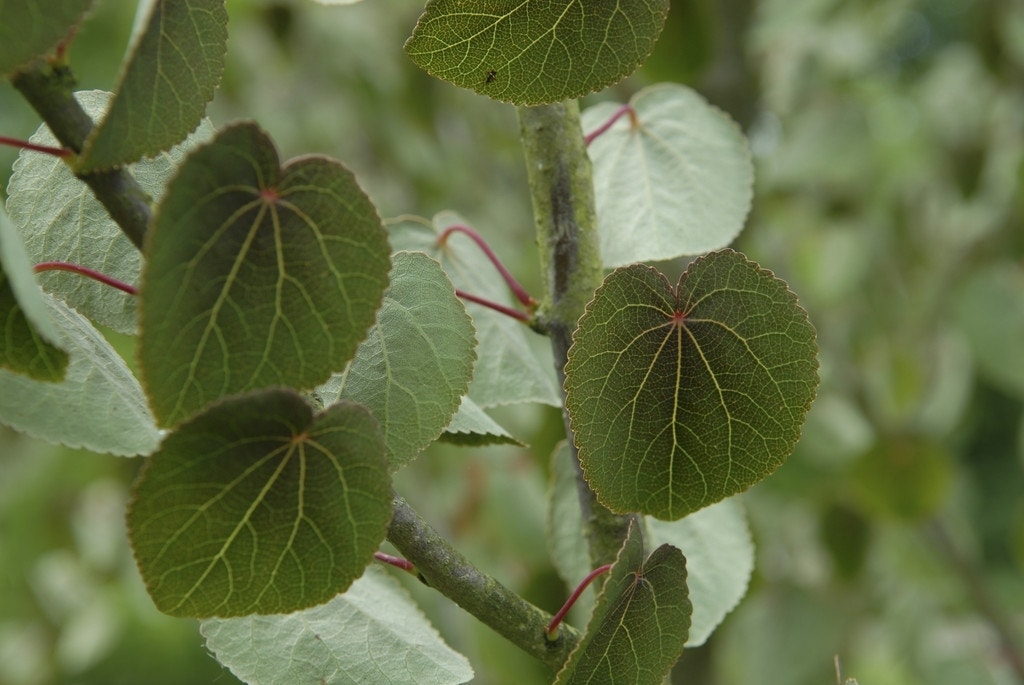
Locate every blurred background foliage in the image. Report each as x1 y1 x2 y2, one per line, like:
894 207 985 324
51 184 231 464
1 0 1023 683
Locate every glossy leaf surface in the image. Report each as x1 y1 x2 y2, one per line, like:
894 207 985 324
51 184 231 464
127 390 391 617
0 0 92 76
583 84 754 267
315 251 476 469
388 213 560 407
0 293 159 456
565 250 818 520
201 566 473 685
0 205 67 381
78 0 227 171
554 524 690 685
139 123 390 427
7 91 215 335
405 0 669 105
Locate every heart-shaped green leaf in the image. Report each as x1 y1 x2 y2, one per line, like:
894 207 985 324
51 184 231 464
127 389 391 618
77 0 227 172
554 523 690 685
201 566 473 685
0 205 68 381
405 0 669 105
8 90 215 335
388 213 561 408
565 250 818 520
0 0 92 76
139 122 391 427
582 84 754 267
315 251 476 469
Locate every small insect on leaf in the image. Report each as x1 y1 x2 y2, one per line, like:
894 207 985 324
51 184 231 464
485 69 496 85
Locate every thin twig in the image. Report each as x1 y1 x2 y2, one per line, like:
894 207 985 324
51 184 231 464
387 493 580 670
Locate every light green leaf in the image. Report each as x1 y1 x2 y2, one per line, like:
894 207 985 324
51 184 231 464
565 250 819 520
7 90 215 335
645 499 753 646
547 441 593 618
0 204 68 380
139 122 391 427
310 0 364 4
0 292 160 456
440 395 523 446
405 0 669 105
582 84 754 268
548 442 753 645
0 0 92 76
955 263 1024 400
201 566 473 685
126 390 391 617
388 213 561 408
554 524 690 685
77 0 227 171
314 251 476 469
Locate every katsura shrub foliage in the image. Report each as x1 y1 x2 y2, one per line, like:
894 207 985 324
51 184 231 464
0 1 818 683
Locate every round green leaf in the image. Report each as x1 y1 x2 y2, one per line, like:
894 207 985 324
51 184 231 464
564 250 819 520
139 122 391 427
201 566 473 685
405 0 669 105
583 84 754 267
127 389 391 618
315 251 477 469
554 523 690 685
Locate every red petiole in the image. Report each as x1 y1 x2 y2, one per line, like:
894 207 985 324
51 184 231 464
34 261 138 295
584 104 638 146
0 135 72 158
546 563 613 640
373 551 416 574
437 224 538 321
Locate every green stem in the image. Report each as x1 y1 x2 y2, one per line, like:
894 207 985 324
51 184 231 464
517 101 635 569
11 61 151 251
387 494 580 670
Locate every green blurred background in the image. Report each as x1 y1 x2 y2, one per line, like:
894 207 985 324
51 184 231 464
2 0 1023 683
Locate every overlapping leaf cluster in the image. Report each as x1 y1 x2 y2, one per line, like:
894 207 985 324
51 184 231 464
0 1 821 684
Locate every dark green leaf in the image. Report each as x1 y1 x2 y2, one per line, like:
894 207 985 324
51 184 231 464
565 250 818 520
554 523 690 685
0 0 92 76
127 389 392 617
0 206 67 381
77 0 227 171
405 0 669 105
315 251 476 469
139 122 391 427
